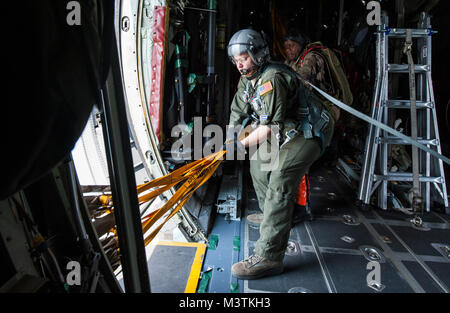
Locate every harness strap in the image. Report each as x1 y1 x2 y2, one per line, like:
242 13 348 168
308 82 450 166
300 45 325 67
257 63 331 154
404 29 423 215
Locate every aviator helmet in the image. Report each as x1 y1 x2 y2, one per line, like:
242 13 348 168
227 29 270 67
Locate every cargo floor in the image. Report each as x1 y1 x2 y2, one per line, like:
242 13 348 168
201 164 450 293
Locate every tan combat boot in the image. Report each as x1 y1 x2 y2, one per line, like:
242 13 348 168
231 254 283 280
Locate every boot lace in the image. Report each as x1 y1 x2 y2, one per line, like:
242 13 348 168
244 254 263 268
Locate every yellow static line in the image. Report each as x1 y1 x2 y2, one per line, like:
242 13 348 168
155 241 207 293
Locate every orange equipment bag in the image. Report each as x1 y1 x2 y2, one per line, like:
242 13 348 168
295 175 310 206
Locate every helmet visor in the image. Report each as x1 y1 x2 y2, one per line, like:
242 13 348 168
227 43 251 61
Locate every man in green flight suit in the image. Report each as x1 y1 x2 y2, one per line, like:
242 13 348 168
227 29 335 280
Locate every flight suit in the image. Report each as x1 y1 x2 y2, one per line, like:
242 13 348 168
229 65 334 261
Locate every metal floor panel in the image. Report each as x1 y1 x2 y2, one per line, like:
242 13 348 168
324 166 450 293
402 261 445 293
370 222 409 253
387 225 450 257
435 212 450 223
320 253 414 293
200 214 244 293
308 219 380 251
425 262 450 288
203 164 449 293
376 209 445 223
431 212 450 225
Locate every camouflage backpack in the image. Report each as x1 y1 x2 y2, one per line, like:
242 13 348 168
299 42 353 107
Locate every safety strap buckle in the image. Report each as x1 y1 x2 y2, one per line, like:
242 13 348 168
297 107 309 118
286 129 299 140
250 112 259 123
315 111 330 132
303 124 313 140
280 129 299 149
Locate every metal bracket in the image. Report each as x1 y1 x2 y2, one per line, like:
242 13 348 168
288 287 312 293
285 240 301 256
409 216 431 232
216 166 242 221
368 280 386 293
342 214 361 226
360 245 386 263
341 236 356 244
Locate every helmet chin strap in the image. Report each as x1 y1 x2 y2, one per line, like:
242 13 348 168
240 65 262 80
240 62 268 80
239 65 258 76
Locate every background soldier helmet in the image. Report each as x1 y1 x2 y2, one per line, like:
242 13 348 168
283 28 306 47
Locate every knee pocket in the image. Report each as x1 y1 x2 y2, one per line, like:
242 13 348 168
266 187 295 202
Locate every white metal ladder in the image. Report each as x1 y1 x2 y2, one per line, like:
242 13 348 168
357 13 449 214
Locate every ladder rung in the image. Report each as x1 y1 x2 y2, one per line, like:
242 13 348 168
387 64 430 73
384 100 434 109
374 173 444 183
386 28 434 38
376 137 439 146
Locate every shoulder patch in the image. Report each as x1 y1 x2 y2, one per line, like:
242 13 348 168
259 81 273 96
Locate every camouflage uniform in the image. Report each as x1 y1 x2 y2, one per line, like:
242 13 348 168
229 65 334 261
286 41 341 122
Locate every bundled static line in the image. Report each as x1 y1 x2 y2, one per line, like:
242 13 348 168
101 149 227 246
